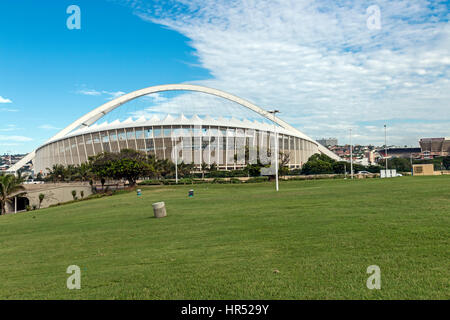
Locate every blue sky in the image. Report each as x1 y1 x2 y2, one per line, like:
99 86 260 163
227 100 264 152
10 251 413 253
1 0 449 154
0 0 209 154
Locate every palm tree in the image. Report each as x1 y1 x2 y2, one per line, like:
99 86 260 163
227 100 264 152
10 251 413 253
16 169 29 181
38 193 45 209
0 173 26 215
201 162 209 179
77 163 92 182
46 164 66 182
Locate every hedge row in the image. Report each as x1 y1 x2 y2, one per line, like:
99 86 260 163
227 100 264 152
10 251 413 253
138 176 270 186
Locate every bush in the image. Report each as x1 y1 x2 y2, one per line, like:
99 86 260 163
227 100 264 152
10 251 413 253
246 176 269 183
230 178 242 184
302 159 333 175
178 178 193 185
212 178 229 184
192 179 209 184
287 168 303 176
138 179 162 185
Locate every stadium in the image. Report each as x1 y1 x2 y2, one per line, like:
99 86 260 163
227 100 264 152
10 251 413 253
11 84 339 174
419 138 450 158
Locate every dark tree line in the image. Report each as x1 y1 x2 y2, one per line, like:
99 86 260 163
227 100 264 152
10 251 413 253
45 149 197 186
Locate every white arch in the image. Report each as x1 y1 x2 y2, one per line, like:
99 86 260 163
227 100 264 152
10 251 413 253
11 84 339 171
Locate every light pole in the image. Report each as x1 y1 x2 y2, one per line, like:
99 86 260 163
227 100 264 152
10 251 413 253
268 110 280 191
410 152 413 176
350 129 353 179
384 124 388 174
174 145 178 184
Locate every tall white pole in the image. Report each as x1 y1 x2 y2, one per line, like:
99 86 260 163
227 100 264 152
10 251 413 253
350 128 353 179
268 110 280 192
175 145 178 184
275 121 279 192
384 124 388 172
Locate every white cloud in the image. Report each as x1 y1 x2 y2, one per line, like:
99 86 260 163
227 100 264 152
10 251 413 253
77 89 102 96
0 135 33 142
0 124 21 132
0 143 20 147
0 108 19 112
102 90 126 100
0 96 12 103
77 88 125 100
38 124 61 130
129 0 450 146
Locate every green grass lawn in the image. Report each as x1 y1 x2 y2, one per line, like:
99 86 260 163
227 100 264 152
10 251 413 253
0 176 449 299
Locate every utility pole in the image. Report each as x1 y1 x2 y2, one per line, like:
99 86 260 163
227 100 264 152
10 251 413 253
384 124 388 175
268 110 280 191
344 162 347 179
175 145 178 184
350 129 353 179
410 153 413 176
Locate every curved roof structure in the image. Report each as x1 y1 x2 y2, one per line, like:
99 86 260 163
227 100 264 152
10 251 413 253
11 84 339 171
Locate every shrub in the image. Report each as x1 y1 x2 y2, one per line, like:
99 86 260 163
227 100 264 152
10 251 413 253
181 178 193 185
212 178 227 184
246 176 269 183
138 179 162 185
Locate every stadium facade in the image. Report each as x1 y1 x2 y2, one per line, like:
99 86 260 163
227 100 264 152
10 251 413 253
11 84 340 174
419 138 450 158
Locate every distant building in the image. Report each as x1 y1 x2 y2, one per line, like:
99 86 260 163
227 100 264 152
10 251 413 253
377 147 421 159
413 164 435 176
317 138 338 147
419 138 450 158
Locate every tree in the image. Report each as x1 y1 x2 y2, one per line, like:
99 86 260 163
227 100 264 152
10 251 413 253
16 169 29 181
89 149 153 187
176 161 195 178
75 163 92 182
245 163 262 177
387 158 411 172
332 161 350 174
278 152 290 177
38 193 45 209
210 162 218 172
46 164 66 182
301 153 335 175
443 156 450 170
71 190 77 200
301 159 333 175
0 174 26 215
201 162 209 179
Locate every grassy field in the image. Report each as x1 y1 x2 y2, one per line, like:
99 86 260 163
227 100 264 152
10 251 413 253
0 176 449 299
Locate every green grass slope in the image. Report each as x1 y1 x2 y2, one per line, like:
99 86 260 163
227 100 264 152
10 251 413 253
0 176 449 299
